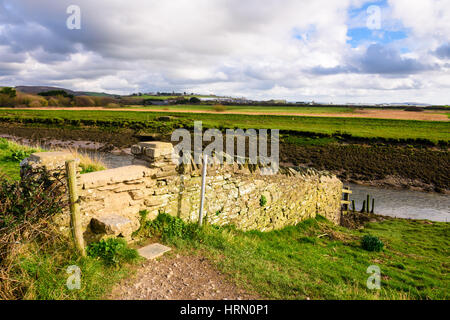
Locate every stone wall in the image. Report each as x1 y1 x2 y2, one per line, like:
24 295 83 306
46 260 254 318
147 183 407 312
22 142 343 243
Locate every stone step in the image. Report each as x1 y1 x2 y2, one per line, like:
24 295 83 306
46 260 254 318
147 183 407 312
90 214 134 239
138 243 171 260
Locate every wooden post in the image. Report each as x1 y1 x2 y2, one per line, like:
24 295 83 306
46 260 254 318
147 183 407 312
366 195 370 213
65 160 86 257
371 198 375 214
198 154 208 227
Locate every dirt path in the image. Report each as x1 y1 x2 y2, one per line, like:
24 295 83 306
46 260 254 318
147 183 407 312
3 107 448 121
108 252 259 300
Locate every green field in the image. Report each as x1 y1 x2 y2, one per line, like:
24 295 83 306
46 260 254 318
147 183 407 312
0 109 449 142
123 104 356 114
0 138 105 180
0 138 41 180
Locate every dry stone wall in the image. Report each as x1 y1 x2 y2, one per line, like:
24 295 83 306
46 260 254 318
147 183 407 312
22 142 343 243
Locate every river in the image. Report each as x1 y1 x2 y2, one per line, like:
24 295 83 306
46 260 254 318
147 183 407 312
348 183 450 222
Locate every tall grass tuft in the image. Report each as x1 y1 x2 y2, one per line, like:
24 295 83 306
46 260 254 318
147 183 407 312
63 148 107 174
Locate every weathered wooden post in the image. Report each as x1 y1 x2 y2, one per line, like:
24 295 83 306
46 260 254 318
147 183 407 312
366 195 370 213
65 160 86 257
198 154 208 227
371 198 375 214
360 200 366 213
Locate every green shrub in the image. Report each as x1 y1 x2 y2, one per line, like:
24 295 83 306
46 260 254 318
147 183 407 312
361 235 384 252
87 238 139 266
0 87 17 98
189 97 201 104
0 138 8 150
260 194 267 207
9 149 33 162
137 212 201 242
212 104 227 112
0 167 65 230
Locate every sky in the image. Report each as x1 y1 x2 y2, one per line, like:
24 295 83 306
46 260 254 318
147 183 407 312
0 0 449 104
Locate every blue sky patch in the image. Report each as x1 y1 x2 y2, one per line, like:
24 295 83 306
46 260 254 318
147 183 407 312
347 28 408 47
346 0 408 48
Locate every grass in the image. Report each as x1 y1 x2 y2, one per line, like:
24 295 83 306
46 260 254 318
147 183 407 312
122 104 356 114
0 138 107 180
12 242 134 299
144 213 449 300
63 148 107 174
0 138 42 179
283 135 337 146
3 236 141 300
0 109 449 142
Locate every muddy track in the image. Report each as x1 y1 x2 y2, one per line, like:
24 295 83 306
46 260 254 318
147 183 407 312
108 252 259 300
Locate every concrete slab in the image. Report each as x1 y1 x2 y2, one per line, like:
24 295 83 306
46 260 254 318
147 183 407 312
138 243 171 260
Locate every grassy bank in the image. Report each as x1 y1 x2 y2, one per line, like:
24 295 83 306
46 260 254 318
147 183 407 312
4 239 137 300
141 214 449 300
0 138 42 179
0 138 106 180
0 109 448 143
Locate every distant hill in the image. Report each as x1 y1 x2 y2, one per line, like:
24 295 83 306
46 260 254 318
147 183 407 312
15 86 117 97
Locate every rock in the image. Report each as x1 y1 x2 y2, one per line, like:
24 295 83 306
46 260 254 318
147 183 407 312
90 214 134 239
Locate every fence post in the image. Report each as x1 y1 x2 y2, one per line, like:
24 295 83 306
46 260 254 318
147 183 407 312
65 160 86 257
198 154 208 227
366 194 370 213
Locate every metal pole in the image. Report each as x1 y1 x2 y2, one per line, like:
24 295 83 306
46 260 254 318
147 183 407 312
65 160 86 257
198 154 208 227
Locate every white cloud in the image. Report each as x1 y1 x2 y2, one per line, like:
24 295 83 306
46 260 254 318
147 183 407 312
0 0 449 104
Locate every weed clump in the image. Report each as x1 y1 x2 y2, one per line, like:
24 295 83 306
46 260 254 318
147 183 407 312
135 212 201 243
260 195 267 207
361 235 384 252
87 238 139 266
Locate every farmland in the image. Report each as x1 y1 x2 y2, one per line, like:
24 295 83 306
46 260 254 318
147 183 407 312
0 109 449 143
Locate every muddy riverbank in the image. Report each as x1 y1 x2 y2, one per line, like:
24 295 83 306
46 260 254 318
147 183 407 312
280 143 449 194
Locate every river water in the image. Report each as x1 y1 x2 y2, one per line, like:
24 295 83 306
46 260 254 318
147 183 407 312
348 183 450 222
